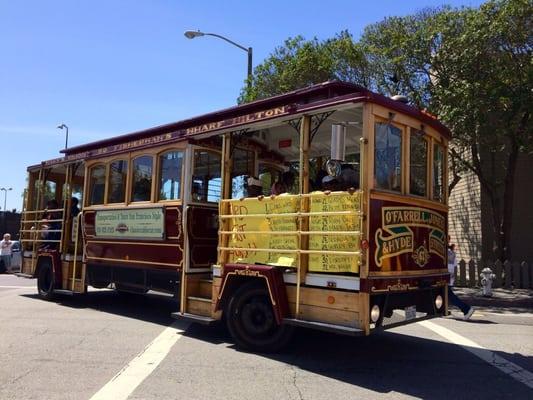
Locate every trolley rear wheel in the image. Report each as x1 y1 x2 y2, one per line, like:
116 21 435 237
226 281 293 353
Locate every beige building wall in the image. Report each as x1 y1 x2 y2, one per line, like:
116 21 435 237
449 149 533 263
481 152 533 262
448 166 482 261
509 153 533 261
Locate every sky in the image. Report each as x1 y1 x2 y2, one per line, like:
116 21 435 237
0 0 485 211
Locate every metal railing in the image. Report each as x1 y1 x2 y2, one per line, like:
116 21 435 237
19 208 65 274
217 190 364 316
71 212 82 291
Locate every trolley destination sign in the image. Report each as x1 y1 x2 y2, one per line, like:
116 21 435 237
40 105 289 168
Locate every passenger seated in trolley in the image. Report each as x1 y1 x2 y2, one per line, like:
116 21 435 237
271 171 295 195
321 175 340 191
340 164 359 190
39 199 62 250
246 177 263 197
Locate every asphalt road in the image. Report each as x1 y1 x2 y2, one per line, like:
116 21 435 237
1 274 532 400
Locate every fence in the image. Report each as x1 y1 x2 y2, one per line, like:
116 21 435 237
454 259 533 289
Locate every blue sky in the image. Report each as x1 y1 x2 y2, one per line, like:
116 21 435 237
0 0 484 211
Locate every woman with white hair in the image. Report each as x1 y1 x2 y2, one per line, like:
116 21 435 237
0 233 13 273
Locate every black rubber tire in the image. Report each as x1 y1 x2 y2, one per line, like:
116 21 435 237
114 283 147 295
91 281 111 289
226 281 294 353
37 259 55 301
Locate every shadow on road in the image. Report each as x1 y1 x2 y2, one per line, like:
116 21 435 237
21 289 178 327
19 289 533 398
185 322 533 398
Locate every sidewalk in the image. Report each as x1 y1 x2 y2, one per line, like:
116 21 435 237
453 287 533 314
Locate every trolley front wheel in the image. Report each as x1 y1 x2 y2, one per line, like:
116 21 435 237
226 281 293 353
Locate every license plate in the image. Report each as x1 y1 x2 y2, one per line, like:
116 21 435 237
405 306 416 320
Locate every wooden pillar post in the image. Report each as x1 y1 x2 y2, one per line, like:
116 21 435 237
60 164 72 254
296 115 310 317
218 133 233 267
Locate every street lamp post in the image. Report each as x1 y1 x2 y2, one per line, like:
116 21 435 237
57 123 69 149
184 30 253 90
0 187 12 212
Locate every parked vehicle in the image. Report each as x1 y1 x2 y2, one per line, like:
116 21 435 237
10 240 21 272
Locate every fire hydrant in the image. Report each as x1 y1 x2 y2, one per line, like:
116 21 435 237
480 267 496 297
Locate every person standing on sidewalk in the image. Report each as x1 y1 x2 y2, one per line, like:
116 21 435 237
448 244 475 320
0 233 13 273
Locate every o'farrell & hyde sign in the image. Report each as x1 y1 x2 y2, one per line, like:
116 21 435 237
374 206 446 268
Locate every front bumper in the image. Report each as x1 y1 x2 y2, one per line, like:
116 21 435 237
370 285 447 331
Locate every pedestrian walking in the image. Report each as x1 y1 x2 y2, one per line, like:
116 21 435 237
0 233 13 273
447 244 474 320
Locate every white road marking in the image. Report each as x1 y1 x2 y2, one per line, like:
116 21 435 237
420 320 533 389
90 321 190 400
0 285 33 289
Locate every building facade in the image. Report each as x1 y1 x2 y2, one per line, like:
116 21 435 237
448 152 533 262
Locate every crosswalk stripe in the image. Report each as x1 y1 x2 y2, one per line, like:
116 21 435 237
420 320 533 389
0 285 33 289
90 321 190 400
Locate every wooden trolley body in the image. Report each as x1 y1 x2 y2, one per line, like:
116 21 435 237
20 82 450 351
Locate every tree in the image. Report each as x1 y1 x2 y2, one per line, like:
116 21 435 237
240 0 533 260
429 0 533 260
238 31 371 103
358 1 532 259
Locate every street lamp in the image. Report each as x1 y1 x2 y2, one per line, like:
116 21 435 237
0 187 12 212
57 123 69 149
184 30 253 90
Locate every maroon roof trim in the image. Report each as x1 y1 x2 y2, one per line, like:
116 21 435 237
30 81 450 170
62 81 366 156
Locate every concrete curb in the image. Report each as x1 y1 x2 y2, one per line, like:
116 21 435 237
453 287 533 312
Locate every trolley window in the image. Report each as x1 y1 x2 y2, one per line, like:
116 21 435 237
43 181 57 205
433 143 445 202
232 148 255 198
158 150 184 201
192 150 221 203
259 163 282 196
131 156 153 202
88 165 106 205
409 131 427 197
374 122 402 192
107 160 128 203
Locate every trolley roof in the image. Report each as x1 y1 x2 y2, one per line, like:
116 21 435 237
30 81 450 170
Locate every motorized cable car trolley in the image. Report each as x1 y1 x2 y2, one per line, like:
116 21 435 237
19 81 450 352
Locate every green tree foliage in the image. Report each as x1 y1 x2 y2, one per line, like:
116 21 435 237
360 1 532 259
238 31 371 103
430 0 532 260
240 0 532 260
359 7 447 109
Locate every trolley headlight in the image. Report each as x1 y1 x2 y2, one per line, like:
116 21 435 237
435 295 443 310
370 304 380 323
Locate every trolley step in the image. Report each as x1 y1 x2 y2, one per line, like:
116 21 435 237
171 312 217 325
188 279 213 298
283 318 364 336
53 289 75 296
186 296 212 317
15 273 34 279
